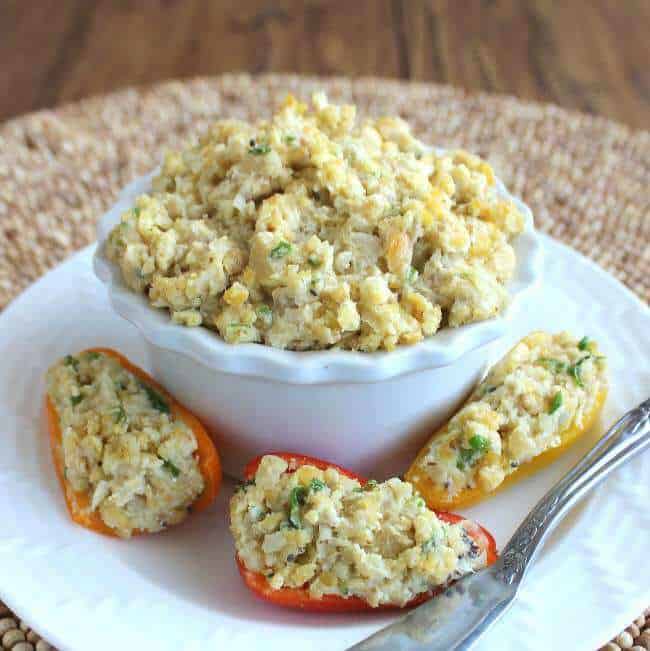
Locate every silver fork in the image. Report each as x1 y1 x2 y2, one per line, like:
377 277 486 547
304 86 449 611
349 397 650 651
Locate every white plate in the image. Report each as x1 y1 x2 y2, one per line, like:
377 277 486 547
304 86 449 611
0 236 648 651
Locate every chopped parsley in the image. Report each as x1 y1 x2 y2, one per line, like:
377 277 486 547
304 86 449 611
248 142 271 155
227 322 251 337
256 305 273 326
307 255 322 268
139 381 170 413
456 435 490 471
235 479 255 493
113 404 126 423
288 486 307 528
64 355 79 371
86 351 101 360
284 134 296 145
568 355 591 387
353 480 377 493
538 357 567 373
469 435 490 453
407 266 419 283
549 391 563 414
421 532 440 553
456 450 473 471
70 394 83 406
309 478 326 492
338 581 349 596
160 457 180 478
270 241 292 259
578 336 591 351
133 206 141 217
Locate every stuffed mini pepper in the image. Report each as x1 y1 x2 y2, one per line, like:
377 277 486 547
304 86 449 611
230 453 496 611
45 348 221 538
406 331 608 509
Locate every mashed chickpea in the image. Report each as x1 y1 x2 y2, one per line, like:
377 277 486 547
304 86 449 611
106 93 524 351
230 455 487 607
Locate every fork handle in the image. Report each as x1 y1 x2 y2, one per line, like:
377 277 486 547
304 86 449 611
494 397 650 586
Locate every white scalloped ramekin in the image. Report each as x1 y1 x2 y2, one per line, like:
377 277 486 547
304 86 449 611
94 167 542 478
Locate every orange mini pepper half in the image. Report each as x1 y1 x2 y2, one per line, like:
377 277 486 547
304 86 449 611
46 347 221 537
236 452 497 612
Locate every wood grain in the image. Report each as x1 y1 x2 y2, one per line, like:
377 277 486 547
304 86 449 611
1 0 648 129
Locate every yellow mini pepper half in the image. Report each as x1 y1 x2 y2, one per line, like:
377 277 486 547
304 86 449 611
406 332 608 510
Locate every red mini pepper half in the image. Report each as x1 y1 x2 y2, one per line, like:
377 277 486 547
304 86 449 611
236 452 498 612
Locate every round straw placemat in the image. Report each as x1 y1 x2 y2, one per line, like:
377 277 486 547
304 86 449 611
0 74 648 651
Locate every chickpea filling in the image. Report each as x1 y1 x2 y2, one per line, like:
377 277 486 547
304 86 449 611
230 455 487 607
46 351 204 537
106 92 524 352
410 332 608 496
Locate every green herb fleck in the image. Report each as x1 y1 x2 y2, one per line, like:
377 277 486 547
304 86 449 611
568 355 591 387
456 449 472 471
86 351 101 360
70 395 83 406
469 435 490 453
339 582 349 596
64 355 79 371
364 479 378 490
353 486 364 493
284 135 296 145
257 305 273 324
549 392 563 414
307 255 322 268
113 405 126 424
133 206 141 217
161 457 180 478
249 143 271 155
114 379 127 392
288 486 307 528
227 322 251 338
235 479 255 493
578 336 590 351
457 435 490 470
422 533 439 553
270 241 292 259
407 266 419 283
538 357 567 373
139 381 170 413
309 478 326 492
415 497 425 508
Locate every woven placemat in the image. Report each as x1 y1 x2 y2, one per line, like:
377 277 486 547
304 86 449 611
0 74 647 650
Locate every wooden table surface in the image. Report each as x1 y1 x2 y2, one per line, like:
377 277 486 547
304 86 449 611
1 0 648 130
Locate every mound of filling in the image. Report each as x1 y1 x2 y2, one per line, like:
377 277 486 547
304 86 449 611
106 92 525 352
46 351 204 537
408 332 608 497
229 455 487 607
